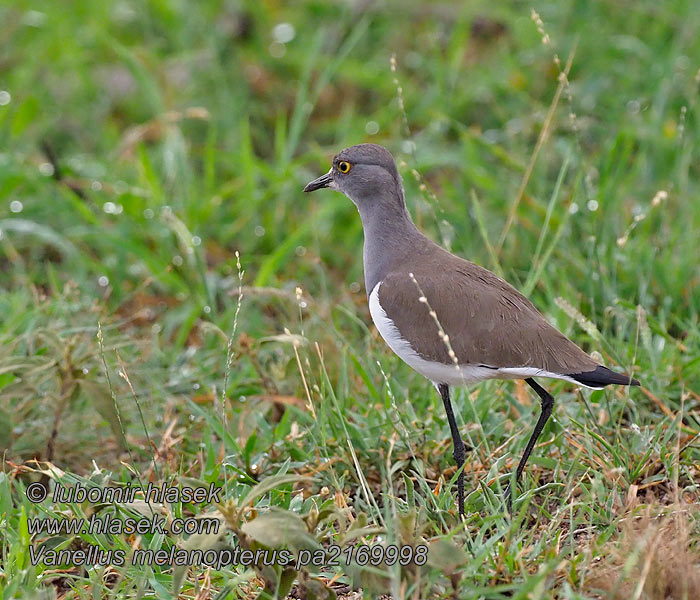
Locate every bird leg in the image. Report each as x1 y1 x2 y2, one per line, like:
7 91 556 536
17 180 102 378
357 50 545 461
504 377 554 512
438 383 465 517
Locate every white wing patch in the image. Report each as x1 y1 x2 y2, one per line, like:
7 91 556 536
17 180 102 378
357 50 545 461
368 282 587 387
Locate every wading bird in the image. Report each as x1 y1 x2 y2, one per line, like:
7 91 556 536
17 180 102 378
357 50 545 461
304 144 638 516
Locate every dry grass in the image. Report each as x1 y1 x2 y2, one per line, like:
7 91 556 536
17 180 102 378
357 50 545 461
584 504 700 600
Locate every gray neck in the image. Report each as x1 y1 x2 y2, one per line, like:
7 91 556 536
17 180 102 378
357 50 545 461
355 187 421 295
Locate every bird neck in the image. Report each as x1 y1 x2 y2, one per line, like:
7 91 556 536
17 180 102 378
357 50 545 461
357 187 421 295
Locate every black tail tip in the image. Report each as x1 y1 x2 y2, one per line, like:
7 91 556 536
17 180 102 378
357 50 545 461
570 365 640 388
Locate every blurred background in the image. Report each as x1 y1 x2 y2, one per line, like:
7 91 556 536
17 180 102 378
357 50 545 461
1 0 699 597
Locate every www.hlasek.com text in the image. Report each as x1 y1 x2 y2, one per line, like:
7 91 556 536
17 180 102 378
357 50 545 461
27 512 221 536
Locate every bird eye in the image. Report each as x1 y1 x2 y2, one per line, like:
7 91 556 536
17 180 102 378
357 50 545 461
337 161 351 174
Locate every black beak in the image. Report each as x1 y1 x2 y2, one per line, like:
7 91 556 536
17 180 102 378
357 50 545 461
303 171 332 193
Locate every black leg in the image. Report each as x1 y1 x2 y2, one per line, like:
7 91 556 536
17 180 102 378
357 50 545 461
438 383 465 517
504 378 554 512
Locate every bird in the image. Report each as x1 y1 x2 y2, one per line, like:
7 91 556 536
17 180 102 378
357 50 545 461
303 143 639 517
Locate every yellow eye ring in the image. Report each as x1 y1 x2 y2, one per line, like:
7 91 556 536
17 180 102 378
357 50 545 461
337 161 351 174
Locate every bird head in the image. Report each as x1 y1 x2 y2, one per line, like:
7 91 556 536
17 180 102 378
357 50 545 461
303 143 404 211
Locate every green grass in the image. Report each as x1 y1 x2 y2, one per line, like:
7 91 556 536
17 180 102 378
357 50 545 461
1 0 699 598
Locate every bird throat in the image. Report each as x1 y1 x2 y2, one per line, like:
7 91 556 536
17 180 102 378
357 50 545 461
357 189 419 296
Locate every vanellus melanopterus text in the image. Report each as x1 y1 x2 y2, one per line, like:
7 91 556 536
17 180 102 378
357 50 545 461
304 143 639 516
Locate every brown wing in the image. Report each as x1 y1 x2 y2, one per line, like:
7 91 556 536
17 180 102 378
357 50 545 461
377 249 598 375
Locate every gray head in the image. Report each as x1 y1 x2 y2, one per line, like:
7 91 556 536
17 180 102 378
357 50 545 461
303 144 405 211
303 143 421 295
